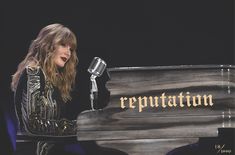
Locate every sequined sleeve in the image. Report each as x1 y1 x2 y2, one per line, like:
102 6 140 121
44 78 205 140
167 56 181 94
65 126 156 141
18 66 76 136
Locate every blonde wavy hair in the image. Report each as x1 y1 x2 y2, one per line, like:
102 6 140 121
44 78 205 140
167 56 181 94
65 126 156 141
11 23 78 102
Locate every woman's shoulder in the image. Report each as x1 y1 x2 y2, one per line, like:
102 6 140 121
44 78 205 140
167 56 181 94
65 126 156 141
22 65 46 83
25 65 42 76
22 65 46 87
16 66 45 94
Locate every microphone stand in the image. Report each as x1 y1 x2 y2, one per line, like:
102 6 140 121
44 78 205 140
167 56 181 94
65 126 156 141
88 57 107 111
90 74 98 111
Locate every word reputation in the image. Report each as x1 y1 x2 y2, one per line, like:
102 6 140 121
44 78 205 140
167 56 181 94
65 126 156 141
120 92 213 112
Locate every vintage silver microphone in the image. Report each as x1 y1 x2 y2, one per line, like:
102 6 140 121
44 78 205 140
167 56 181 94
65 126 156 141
88 57 107 110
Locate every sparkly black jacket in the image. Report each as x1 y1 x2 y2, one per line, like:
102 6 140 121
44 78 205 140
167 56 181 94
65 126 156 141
14 66 76 136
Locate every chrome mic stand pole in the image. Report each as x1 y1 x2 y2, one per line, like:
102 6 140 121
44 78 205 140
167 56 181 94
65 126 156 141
90 75 98 111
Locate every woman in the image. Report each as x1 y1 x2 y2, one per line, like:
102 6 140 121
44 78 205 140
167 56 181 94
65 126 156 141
12 23 78 137
11 23 127 155
11 23 80 155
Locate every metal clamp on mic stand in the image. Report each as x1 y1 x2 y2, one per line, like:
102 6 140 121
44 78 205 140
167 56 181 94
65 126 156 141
88 57 107 111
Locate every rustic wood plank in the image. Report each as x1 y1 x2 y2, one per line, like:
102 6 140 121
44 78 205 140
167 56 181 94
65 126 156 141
97 138 198 155
76 65 235 154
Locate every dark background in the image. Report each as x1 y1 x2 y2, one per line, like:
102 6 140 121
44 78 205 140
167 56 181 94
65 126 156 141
1 0 234 154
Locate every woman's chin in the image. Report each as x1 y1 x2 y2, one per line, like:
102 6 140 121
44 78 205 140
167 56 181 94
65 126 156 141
56 63 65 68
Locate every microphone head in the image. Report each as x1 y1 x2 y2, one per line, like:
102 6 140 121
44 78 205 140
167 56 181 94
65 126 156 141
88 57 107 77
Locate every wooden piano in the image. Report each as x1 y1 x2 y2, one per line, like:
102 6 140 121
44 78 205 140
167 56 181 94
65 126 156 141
76 65 235 155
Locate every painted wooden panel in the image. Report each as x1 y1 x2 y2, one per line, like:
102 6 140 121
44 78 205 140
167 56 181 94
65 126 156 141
77 65 235 154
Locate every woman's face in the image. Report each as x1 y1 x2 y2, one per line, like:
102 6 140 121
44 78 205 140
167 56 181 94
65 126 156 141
53 43 72 68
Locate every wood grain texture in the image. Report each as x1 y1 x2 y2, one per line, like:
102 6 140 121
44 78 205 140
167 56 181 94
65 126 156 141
76 65 234 154
97 138 198 155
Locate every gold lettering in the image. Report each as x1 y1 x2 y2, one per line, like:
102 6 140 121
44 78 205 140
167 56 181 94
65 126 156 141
186 92 191 107
138 96 148 112
119 92 214 112
203 95 213 106
160 93 167 108
120 97 127 109
192 95 202 107
178 92 184 107
129 97 137 109
149 96 154 107
168 96 177 107
154 96 159 107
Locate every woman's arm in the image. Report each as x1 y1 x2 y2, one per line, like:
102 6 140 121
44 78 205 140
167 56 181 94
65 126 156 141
16 66 76 136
